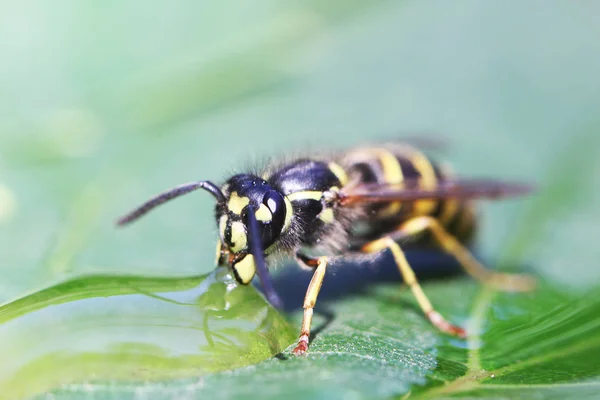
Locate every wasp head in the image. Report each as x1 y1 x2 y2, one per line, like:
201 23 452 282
215 174 289 285
116 175 285 307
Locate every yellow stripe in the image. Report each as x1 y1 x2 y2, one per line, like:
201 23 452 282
396 145 438 215
437 162 459 225
283 196 293 231
287 190 323 202
317 208 335 224
340 148 405 217
328 162 349 186
341 147 418 217
377 149 403 184
341 148 403 183
228 192 249 215
376 149 403 217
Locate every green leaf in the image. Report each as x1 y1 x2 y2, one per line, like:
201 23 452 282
0 269 295 399
1 1 599 399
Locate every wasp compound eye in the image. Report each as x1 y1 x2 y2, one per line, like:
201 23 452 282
256 190 285 246
263 190 285 226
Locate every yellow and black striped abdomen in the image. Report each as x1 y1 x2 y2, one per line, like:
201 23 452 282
339 145 476 245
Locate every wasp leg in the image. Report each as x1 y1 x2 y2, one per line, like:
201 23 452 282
397 216 536 292
362 237 466 337
292 254 329 355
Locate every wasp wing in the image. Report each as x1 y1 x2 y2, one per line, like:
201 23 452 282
339 178 534 206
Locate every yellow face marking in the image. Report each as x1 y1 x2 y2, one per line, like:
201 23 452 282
215 240 223 265
233 254 256 284
283 196 293 231
255 203 272 222
230 221 247 252
219 215 228 241
287 190 323 202
228 192 250 215
328 162 348 186
317 208 335 224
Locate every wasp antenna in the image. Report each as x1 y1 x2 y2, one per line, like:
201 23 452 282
246 208 283 309
116 181 225 226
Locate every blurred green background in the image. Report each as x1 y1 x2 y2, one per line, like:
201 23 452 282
1 1 600 399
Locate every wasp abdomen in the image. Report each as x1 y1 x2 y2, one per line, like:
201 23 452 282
339 146 476 244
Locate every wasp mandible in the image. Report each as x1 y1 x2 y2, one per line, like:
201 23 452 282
117 143 535 355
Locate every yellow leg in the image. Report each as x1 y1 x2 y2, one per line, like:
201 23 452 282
293 256 329 355
398 216 536 292
362 237 466 337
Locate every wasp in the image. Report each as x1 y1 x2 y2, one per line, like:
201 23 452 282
117 142 535 355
